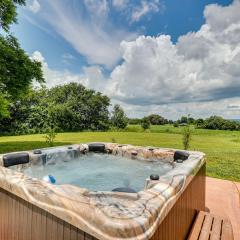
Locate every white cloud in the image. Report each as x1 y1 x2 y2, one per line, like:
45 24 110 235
116 98 240 120
29 0 240 119
31 0 136 68
31 51 104 89
112 0 164 22
27 0 40 13
84 0 109 22
131 0 164 22
112 0 128 10
24 0 163 68
105 0 240 117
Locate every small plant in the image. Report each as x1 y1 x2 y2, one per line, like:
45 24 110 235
45 125 57 147
141 117 150 130
182 125 192 150
111 137 116 143
165 128 170 133
173 122 179 127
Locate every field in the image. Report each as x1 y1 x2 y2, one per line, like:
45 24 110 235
0 124 239 182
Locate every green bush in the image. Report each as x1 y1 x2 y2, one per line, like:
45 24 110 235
45 125 57 147
147 114 168 125
197 116 239 131
141 117 150 130
173 122 179 127
182 125 192 150
0 83 111 135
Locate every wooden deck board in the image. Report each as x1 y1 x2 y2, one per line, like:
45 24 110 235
210 217 222 240
221 219 234 240
188 211 233 240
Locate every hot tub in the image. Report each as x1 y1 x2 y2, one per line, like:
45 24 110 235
0 143 205 240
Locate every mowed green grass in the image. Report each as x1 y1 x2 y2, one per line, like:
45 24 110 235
0 125 239 182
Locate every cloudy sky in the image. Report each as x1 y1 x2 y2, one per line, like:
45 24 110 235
11 0 240 119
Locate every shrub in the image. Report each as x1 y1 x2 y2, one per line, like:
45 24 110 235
141 117 150 130
197 116 239 131
147 114 168 125
45 125 57 147
182 125 192 150
173 122 179 127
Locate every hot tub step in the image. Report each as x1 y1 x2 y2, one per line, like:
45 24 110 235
188 211 234 240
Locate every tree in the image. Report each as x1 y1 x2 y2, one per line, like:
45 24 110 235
198 116 239 131
147 114 168 125
0 35 44 118
195 118 204 126
111 104 128 129
0 83 111 134
0 94 10 118
47 83 110 131
179 116 188 124
141 117 150 130
0 0 25 32
0 0 44 118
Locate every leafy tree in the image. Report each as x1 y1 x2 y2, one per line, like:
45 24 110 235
0 35 44 97
195 118 204 126
179 116 188 124
0 94 10 118
0 0 25 32
0 83 111 134
0 88 48 135
0 0 44 118
111 104 128 129
198 116 239 131
147 114 168 125
188 117 195 124
141 117 150 130
47 83 110 131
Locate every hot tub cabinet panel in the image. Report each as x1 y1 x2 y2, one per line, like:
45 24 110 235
150 164 205 240
0 189 98 240
0 143 205 240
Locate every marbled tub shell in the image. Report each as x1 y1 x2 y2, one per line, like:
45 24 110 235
0 142 205 240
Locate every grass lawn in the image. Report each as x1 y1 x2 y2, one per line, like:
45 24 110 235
0 125 239 182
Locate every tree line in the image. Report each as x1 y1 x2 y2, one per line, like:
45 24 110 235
0 81 239 135
0 1 238 135
173 115 240 131
0 83 128 135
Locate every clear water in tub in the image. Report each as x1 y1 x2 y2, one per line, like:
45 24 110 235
21 152 173 192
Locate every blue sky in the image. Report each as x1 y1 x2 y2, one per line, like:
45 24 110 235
10 0 240 119
12 0 232 73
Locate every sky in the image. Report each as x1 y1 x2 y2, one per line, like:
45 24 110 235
10 0 240 120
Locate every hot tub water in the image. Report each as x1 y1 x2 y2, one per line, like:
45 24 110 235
21 152 173 192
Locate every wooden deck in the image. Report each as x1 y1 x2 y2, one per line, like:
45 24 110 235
206 177 240 240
